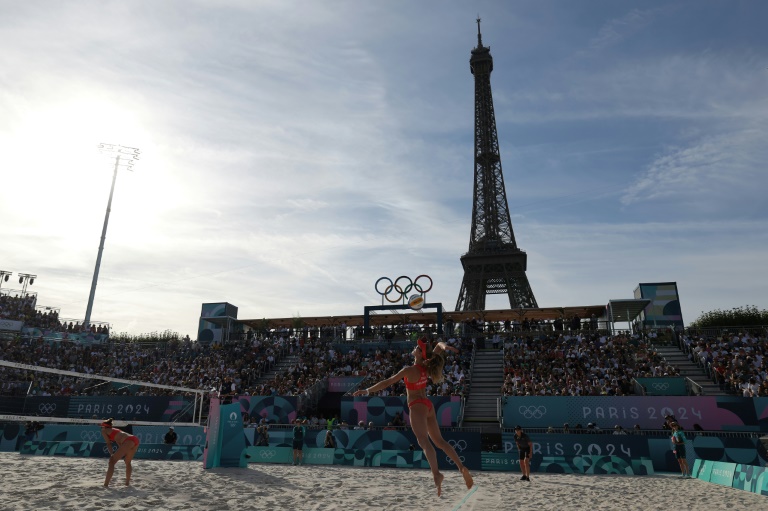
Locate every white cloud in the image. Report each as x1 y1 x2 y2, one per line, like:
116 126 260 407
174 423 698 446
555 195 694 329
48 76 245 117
621 128 768 206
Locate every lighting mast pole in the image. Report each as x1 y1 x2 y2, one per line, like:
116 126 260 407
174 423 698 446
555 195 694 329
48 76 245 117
83 143 140 330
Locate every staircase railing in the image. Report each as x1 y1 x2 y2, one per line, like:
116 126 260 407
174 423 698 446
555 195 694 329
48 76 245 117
686 377 704 396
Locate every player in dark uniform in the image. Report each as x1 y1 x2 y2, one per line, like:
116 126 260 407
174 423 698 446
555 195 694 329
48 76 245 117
514 425 532 481
670 422 690 478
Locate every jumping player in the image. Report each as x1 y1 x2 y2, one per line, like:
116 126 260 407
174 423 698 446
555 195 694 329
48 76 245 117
100 418 140 487
353 336 473 496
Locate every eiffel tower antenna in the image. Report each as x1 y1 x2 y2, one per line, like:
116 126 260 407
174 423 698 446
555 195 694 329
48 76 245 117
455 24 538 311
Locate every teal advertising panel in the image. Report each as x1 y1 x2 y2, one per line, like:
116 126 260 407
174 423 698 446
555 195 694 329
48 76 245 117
708 462 736 487
635 378 688 396
732 464 768 495
342 396 461 427
235 395 298 425
218 402 246 468
5 395 195 422
694 460 768 496
503 396 768 432
25 424 205 446
20 440 203 460
244 446 293 464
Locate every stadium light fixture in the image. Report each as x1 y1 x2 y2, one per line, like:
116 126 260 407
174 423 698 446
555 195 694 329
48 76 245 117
17 273 37 296
0 270 12 290
83 143 140 330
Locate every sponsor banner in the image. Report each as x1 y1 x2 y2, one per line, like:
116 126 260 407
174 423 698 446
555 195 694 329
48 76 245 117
481 452 519 472
482 451 654 475
218 403 246 468
692 459 710 481
19 440 202 460
12 424 204 446
502 433 651 461
635 377 687 396
264 428 480 457
303 447 336 465
540 455 654 475
244 446 293 464
21 397 71 417
503 396 768 431
235 395 298 425
694 460 768 496
14 396 194 422
709 462 737 487
327 377 365 393
64 396 193 422
133 426 205 446
341 396 461 427
0 319 23 332
374 450 431 469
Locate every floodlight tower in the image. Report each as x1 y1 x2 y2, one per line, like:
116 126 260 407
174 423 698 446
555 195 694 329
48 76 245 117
83 143 140 330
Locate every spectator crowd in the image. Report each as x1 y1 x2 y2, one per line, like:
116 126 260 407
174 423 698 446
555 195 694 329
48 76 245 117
682 331 768 397
501 331 681 397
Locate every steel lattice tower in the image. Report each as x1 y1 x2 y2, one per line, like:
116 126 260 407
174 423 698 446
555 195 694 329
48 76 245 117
455 20 538 311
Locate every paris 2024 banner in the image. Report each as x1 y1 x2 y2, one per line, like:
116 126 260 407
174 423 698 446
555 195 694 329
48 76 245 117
503 396 768 432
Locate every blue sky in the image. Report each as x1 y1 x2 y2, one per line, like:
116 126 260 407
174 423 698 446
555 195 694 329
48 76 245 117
1 1 766 336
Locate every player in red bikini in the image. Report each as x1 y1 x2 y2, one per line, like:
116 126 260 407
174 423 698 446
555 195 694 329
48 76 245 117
99 418 141 487
353 337 473 496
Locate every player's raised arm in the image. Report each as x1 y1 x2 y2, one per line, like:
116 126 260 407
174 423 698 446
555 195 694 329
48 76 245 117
433 341 459 356
353 367 411 396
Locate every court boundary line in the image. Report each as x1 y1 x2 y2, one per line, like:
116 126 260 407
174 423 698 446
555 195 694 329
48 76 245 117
450 485 478 511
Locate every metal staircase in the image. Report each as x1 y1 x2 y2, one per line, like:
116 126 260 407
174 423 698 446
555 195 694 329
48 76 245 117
462 348 505 430
653 345 726 396
256 353 299 384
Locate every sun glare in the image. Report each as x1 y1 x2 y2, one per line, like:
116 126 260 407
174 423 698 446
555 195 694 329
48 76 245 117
1 96 160 243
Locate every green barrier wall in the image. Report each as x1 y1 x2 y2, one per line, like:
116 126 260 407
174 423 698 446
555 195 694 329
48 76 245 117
692 458 768 496
19 440 203 460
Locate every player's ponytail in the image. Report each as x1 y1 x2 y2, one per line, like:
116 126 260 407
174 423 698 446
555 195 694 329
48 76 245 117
424 341 446 384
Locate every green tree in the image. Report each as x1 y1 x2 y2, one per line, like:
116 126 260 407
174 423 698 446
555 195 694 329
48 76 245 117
689 305 768 328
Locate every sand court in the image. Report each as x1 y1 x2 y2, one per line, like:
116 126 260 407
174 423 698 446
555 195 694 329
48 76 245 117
0 453 765 511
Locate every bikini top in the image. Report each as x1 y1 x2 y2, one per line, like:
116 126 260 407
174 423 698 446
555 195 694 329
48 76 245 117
405 365 428 390
106 427 124 441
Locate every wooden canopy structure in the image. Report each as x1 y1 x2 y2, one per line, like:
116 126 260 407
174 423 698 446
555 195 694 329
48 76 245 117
233 305 607 330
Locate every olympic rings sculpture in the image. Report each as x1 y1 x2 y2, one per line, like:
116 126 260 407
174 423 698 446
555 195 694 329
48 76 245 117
375 275 433 303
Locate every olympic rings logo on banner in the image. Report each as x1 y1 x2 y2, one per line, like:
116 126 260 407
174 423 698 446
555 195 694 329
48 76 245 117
519 406 547 419
81 430 101 442
448 439 468 452
375 275 433 303
446 454 466 466
260 450 277 459
651 383 669 391
38 403 57 414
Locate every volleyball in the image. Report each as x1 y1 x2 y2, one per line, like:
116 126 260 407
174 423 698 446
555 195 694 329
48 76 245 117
408 294 424 310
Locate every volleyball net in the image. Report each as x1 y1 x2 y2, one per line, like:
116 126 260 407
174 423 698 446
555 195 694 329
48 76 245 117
0 359 206 426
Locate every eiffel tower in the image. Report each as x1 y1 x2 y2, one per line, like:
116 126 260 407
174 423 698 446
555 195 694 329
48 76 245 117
455 19 538 311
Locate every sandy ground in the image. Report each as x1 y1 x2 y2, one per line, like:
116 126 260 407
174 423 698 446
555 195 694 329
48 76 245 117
0 453 765 511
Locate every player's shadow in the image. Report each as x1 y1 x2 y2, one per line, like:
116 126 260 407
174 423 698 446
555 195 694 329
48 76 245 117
207 466 299 489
